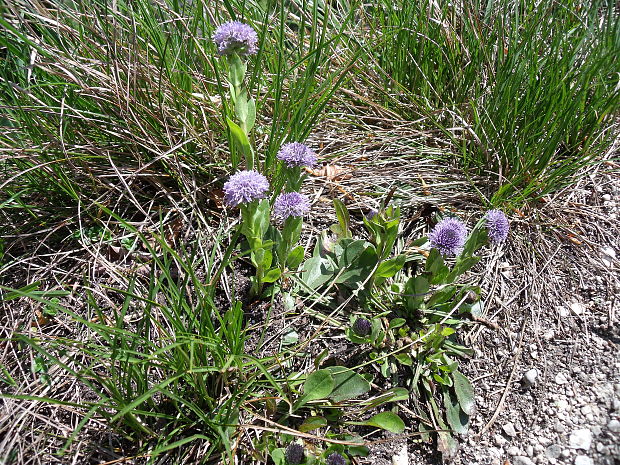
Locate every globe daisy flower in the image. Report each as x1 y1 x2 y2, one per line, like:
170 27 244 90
352 318 372 337
326 452 346 465
273 192 311 220
213 21 258 56
485 210 509 243
285 443 304 464
429 217 468 257
277 142 317 168
223 170 269 207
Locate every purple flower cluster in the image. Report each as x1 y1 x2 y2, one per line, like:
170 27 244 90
277 142 317 168
285 443 304 465
485 210 509 243
365 208 379 220
326 453 346 465
429 217 468 257
273 192 310 220
212 21 258 57
352 317 372 337
223 170 269 207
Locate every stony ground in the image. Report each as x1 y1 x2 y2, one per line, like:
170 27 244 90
1 124 618 465
396 160 620 465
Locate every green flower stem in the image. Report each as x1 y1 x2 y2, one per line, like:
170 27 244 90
281 216 301 260
227 53 246 103
250 257 265 298
240 201 272 298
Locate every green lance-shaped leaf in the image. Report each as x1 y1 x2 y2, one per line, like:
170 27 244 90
234 91 257 134
427 285 457 308
270 448 285 465
404 275 429 310
226 118 254 170
443 390 469 434
333 198 352 238
363 387 410 410
235 91 249 127
445 256 481 284
297 369 334 408
227 53 246 91
363 411 406 433
461 227 487 257
301 256 335 291
241 199 270 240
262 268 281 283
299 416 328 433
245 97 256 132
452 370 475 415
375 254 406 279
326 366 371 402
286 245 305 270
425 248 450 284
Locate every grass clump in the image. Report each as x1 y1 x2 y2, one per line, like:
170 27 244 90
360 0 620 204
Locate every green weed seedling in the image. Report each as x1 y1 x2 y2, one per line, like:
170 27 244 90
300 200 507 459
301 199 406 305
262 364 408 464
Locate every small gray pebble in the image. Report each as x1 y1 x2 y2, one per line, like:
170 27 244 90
546 445 562 460
508 446 520 456
561 449 571 458
539 437 552 446
555 422 566 433
608 419 620 433
513 457 535 465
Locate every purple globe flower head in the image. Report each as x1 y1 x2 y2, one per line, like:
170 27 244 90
485 209 509 243
277 142 317 168
285 443 304 465
212 21 258 57
273 192 310 220
223 170 269 207
352 317 372 337
326 452 346 465
366 208 379 220
429 217 468 257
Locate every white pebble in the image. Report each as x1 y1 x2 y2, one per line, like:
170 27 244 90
391 443 408 465
570 302 586 315
522 369 539 387
574 456 593 465
507 446 521 456
569 429 592 450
